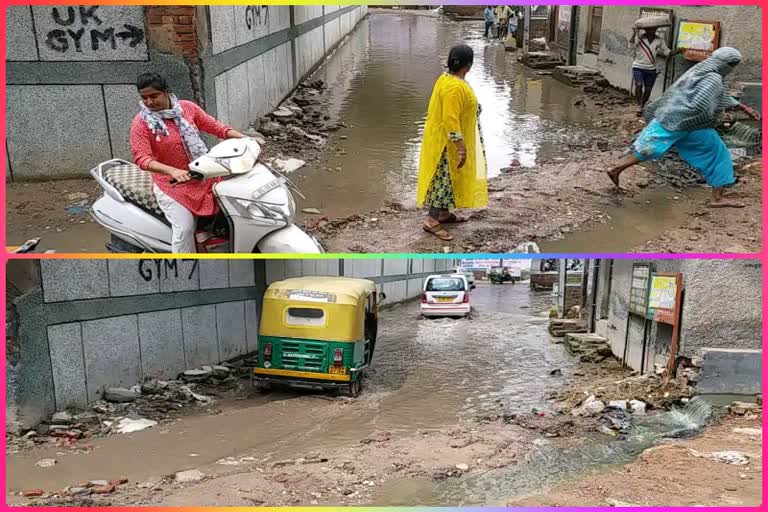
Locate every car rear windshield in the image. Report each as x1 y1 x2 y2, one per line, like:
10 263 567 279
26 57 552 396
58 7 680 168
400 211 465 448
426 278 466 291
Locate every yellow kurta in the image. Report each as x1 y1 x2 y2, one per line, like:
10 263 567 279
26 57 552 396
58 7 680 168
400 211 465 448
417 73 488 208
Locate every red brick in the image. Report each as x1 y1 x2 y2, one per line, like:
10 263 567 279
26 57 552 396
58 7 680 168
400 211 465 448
174 33 195 42
161 16 175 24
23 490 44 497
148 14 164 25
173 7 196 16
109 477 128 486
173 24 195 34
177 16 194 25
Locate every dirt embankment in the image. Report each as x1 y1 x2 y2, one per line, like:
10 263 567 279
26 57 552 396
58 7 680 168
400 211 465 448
508 413 762 507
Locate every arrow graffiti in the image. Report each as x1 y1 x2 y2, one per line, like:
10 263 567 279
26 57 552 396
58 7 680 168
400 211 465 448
116 24 145 48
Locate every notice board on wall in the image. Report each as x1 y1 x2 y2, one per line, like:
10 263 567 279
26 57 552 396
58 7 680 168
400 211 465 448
646 273 681 325
676 19 721 61
628 263 652 317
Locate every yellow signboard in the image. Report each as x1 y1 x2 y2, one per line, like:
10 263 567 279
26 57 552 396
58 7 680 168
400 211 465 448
648 275 677 310
677 21 717 51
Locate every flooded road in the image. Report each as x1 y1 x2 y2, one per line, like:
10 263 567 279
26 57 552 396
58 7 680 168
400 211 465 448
297 11 591 218
7 283 572 500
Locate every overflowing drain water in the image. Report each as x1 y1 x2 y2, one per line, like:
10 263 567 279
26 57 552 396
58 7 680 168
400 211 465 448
377 397 715 506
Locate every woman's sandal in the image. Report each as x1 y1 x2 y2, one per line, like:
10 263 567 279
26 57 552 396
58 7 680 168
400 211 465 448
422 223 454 241
441 213 468 224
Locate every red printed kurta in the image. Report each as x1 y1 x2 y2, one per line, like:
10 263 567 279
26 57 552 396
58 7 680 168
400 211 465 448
130 100 232 216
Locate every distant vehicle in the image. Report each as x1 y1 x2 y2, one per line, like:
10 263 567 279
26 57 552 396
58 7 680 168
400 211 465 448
452 266 476 289
421 274 471 318
489 266 515 284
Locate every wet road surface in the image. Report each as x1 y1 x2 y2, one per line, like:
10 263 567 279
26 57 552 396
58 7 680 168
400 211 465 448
297 11 591 218
7 283 574 499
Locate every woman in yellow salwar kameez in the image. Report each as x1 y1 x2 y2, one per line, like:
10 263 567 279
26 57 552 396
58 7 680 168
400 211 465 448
417 44 488 241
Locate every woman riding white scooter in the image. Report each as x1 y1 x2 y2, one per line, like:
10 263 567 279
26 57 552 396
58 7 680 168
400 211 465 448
129 72 246 253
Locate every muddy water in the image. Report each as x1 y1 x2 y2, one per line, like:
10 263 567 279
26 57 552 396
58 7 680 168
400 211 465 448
297 11 591 217
539 187 710 253
7 284 571 498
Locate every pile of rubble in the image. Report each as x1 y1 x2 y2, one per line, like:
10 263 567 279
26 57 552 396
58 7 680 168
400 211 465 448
563 333 613 363
8 361 251 453
548 319 587 337
248 79 346 169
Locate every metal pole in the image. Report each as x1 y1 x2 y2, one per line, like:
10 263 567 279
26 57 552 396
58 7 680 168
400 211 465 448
523 5 531 56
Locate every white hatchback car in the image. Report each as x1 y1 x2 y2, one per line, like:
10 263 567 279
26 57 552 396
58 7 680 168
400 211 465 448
420 274 471 318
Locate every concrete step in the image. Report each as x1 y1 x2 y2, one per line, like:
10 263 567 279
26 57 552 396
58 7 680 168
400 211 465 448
548 319 587 337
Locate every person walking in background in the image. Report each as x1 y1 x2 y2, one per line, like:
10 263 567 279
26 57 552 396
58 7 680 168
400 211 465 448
607 48 761 209
496 5 513 40
417 45 489 241
629 25 679 110
483 6 496 38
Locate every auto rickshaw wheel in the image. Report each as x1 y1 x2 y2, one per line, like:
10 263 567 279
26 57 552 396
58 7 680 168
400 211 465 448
254 380 271 393
341 378 362 397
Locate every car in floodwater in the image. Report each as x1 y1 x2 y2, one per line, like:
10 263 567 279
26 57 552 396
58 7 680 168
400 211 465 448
451 266 476 289
420 274 471 318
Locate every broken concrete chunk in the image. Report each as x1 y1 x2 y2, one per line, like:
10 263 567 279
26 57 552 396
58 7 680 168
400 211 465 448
175 469 206 483
705 451 750 465
733 427 761 437
455 463 470 472
182 368 212 382
573 395 605 417
51 411 73 424
34 458 57 468
629 399 647 415
104 387 140 403
729 401 761 416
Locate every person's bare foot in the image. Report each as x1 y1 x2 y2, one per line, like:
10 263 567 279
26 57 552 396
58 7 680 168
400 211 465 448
708 199 745 208
606 169 628 192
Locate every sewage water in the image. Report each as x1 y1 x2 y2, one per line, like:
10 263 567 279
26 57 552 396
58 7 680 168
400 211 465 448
297 12 592 218
374 397 716 506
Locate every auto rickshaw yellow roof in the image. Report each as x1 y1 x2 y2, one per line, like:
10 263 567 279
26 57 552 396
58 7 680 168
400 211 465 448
264 276 376 305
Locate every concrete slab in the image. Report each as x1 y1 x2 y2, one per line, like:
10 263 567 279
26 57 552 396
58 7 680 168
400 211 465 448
199 259 230 289
269 6 291 34
383 259 408 276
294 6 324 25
214 73 230 126
229 260 256 287
81 315 141 401
325 17 341 51
226 62 252 130
157 259 200 293
345 259 381 278
296 27 325 79
108 259 160 297
48 323 88 409
181 305 219 368
245 299 260 353
284 260 304 278
209 5 237 55
41 260 110 303
103 84 139 161
316 259 341 276
217 301 247 360
234 5 269 47
265 260 286 283
698 348 762 395
246 54 269 123
6 6 38 61
7 85 112 180
138 309 185 380
32 6 148 61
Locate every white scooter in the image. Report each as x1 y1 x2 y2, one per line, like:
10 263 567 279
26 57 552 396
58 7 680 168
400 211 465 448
90 138 323 253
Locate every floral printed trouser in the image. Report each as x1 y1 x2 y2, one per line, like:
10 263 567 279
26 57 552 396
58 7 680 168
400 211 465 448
424 148 456 210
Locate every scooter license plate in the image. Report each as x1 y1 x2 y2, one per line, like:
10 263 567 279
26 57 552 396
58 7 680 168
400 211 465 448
329 366 346 375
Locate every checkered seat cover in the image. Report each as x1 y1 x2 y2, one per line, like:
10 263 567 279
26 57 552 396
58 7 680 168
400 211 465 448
103 162 165 218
